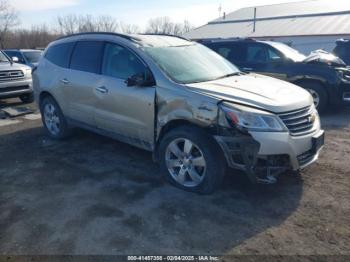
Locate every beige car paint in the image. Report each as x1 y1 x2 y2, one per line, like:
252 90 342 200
33 33 324 183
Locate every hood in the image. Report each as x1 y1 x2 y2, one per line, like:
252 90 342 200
0 62 31 71
186 73 313 113
304 50 346 67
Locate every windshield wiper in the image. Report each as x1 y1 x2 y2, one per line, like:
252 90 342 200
213 72 243 80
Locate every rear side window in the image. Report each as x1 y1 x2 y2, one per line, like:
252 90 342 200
45 42 75 68
70 41 104 74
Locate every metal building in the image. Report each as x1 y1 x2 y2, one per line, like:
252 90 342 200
184 0 350 54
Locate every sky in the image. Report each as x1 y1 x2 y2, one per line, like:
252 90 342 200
9 0 305 29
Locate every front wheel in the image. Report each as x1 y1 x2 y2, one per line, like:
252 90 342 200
300 82 328 113
159 126 226 194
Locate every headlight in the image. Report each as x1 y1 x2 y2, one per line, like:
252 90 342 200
218 102 287 132
24 68 32 77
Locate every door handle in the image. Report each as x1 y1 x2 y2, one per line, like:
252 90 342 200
242 67 253 71
60 78 70 85
96 86 108 94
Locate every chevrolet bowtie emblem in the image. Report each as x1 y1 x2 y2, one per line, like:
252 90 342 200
308 114 316 123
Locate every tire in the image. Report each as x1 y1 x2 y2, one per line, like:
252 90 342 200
40 96 70 139
19 93 34 104
299 82 328 113
159 126 226 194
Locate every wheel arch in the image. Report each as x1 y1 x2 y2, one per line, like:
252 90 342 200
292 79 330 98
153 119 221 162
39 91 55 107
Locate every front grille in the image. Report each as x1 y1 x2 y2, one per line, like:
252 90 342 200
0 70 24 82
297 150 316 166
0 85 30 93
278 106 315 136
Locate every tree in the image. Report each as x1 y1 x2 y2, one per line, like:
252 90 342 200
7 25 59 49
56 14 79 35
0 0 20 48
56 14 140 35
146 16 193 36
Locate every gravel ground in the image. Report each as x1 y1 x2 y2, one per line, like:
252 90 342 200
0 98 349 257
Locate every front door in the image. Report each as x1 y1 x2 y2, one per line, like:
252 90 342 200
242 43 289 81
94 43 156 150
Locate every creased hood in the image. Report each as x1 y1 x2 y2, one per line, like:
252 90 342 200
186 73 313 113
304 50 346 67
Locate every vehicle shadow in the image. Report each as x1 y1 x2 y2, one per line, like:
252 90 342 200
0 126 303 255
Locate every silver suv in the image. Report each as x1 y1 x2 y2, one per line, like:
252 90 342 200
33 33 324 194
0 50 33 103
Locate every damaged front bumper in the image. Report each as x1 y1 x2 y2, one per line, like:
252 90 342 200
214 129 324 184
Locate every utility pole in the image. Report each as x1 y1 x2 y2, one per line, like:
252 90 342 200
253 7 257 33
218 4 222 18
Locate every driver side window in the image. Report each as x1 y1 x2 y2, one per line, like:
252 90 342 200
102 43 146 80
267 47 283 62
246 44 267 63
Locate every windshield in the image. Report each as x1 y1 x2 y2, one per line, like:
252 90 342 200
143 44 240 84
269 42 306 62
0 51 10 63
23 51 42 63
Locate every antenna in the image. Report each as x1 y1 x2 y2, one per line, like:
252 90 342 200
218 4 222 18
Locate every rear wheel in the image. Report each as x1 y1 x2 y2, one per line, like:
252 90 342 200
40 96 70 139
159 126 226 194
20 93 34 104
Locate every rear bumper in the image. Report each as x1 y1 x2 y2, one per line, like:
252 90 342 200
0 79 33 98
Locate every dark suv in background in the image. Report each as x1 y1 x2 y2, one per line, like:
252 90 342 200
4 49 43 69
333 39 350 65
201 39 350 112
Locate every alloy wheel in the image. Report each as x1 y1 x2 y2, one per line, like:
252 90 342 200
307 88 320 108
43 103 60 136
165 138 206 187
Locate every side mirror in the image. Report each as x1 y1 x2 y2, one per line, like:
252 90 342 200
125 71 155 87
11 56 19 63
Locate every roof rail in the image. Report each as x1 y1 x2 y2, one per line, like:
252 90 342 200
141 33 191 41
197 37 256 42
56 32 141 42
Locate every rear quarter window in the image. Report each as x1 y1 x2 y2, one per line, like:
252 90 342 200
45 42 75 68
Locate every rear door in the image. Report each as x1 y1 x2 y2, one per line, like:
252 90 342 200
94 43 156 150
64 40 105 126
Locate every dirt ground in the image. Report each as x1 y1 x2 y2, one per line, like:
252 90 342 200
0 98 349 257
